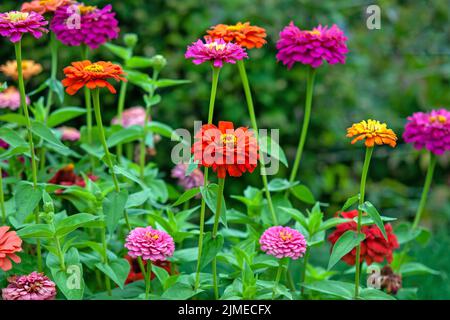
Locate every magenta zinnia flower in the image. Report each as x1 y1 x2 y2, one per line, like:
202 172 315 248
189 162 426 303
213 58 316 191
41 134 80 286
0 11 48 43
125 227 175 262
276 22 348 69
403 108 450 155
50 4 119 49
57 126 80 142
0 87 30 110
171 163 204 191
111 106 148 128
259 226 307 259
185 38 247 68
2 272 56 300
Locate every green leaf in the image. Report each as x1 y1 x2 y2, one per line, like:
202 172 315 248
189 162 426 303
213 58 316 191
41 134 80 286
162 281 198 300
103 43 132 60
185 156 199 176
0 113 27 126
144 94 161 108
280 207 308 230
126 70 154 91
400 262 440 277
14 183 42 223
154 79 191 88
341 194 360 211
107 126 143 148
147 121 176 140
0 127 28 148
199 232 224 271
55 213 99 237
31 121 72 155
17 224 54 238
301 280 354 300
103 190 128 234
201 183 227 227
0 145 29 160
125 56 155 69
152 265 170 289
47 78 65 104
267 178 298 192
47 107 86 128
172 187 200 207
328 230 366 270
318 217 351 233
113 165 147 189
126 189 152 208
359 201 388 240
360 288 396 300
96 258 130 289
291 185 315 204
258 135 288 168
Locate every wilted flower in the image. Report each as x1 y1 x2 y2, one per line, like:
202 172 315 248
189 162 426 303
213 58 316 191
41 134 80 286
171 163 204 191
403 108 450 155
259 226 307 260
125 255 174 284
51 3 119 49
347 119 397 148
192 121 259 179
2 272 56 300
379 265 402 295
0 226 22 271
111 106 147 128
57 126 80 141
276 22 348 69
0 60 43 81
0 11 48 43
0 87 30 110
206 22 267 49
185 38 247 68
62 60 126 95
125 227 175 262
21 0 74 15
48 163 98 193
328 210 399 265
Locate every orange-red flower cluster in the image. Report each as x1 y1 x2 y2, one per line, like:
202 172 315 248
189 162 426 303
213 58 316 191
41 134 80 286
207 22 267 49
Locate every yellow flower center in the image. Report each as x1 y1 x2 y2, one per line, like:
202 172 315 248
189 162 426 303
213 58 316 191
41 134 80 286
205 42 226 51
84 64 104 73
279 231 292 241
79 5 97 15
145 232 159 240
429 115 446 124
227 24 244 32
39 0 51 5
308 29 321 36
6 11 29 22
221 133 237 145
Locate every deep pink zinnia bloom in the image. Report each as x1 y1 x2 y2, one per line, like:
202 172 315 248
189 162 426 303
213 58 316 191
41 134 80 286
50 4 119 49
259 226 307 260
125 227 175 262
2 272 56 300
185 38 247 68
171 163 204 191
0 11 48 43
57 126 80 142
0 87 30 110
276 22 348 69
111 106 148 128
403 108 450 155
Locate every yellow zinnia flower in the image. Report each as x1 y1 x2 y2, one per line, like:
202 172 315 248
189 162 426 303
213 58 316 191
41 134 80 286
347 119 397 148
0 60 43 81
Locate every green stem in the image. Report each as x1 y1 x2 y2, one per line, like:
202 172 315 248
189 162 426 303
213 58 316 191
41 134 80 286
194 66 220 291
0 167 6 224
116 81 128 163
15 41 42 271
81 45 95 170
101 230 112 296
54 236 66 271
412 152 436 230
300 246 310 297
354 146 374 299
287 67 316 195
212 178 225 300
237 60 277 225
272 258 287 299
145 261 152 300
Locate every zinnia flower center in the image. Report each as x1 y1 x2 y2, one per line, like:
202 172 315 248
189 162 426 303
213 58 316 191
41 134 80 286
279 231 292 241
145 232 159 240
78 5 97 15
84 64 104 73
227 25 244 32
307 29 321 36
5 11 29 22
39 0 51 5
205 42 226 51
220 133 237 145
429 115 447 124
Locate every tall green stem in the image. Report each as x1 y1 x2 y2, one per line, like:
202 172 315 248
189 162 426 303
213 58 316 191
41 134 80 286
354 146 373 299
116 81 128 163
300 246 310 297
212 178 225 300
145 261 152 300
81 45 95 170
287 67 316 194
15 41 42 271
194 66 220 291
272 258 287 299
101 230 112 295
0 167 6 224
237 60 277 225
412 153 436 230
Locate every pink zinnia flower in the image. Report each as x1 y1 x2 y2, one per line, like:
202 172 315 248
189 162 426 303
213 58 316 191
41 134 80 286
276 22 348 69
2 272 56 300
50 4 119 49
185 38 247 68
0 87 30 110
125 227 175 262
259 226 307 260
0 226 22 271
57 126 80 142
403 108 450 156
171 163 204 191
111 106 148 128
0 11 48 43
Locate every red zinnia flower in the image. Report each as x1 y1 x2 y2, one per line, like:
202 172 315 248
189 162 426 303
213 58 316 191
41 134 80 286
124 255 174 284
328 210 399 266
192 121 259 179
48 164 98 194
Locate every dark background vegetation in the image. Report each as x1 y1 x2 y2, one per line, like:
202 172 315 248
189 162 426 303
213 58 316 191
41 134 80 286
1 0 449 299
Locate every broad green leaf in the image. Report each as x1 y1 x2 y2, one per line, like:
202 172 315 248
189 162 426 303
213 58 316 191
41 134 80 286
201 183 227 227
95 258 130 289
267 178 298 192
154 79 191 88
113 165 147 189
126 189 152 208
360 288 396 300
14 183 42 223
17 224 54 238
258 135 288 167
199 232 224 271
162 281 198 300
0 113 27 126
318 217 351 232
125 56 155 69
341 194 360 211
185 156 199 176
47 78 64 104
103 43 132 60
0 145 29 160
172 187 200 207
400 262 440 277
301 280 354 300
359 201 388 240
152 265 170 290
107 126 143 148
0 127 28 148
280 207 308 230
328 230 366 270
291 185 315 204
47 107 86 128
103 190 128 234
55 213 99 237
31 121 72 155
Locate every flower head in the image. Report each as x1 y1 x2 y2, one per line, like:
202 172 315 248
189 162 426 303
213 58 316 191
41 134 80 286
206 22 267 49
50 4 119 49
0 86 30 110
21 0 74 15
185 38 247 68
171 163 204 191
328 210 399 265
57 126 80 142
276 22 348 69
347 119 397 148
48 163 98 194
62 60 126 95
125 255 174 284
0 226 22 271
125 227 175 262
2 272 56 300
111 106 148 128
0 11 48 43
0 60 43 81
403 108 450 155
259 226 307 260
192 121 259 179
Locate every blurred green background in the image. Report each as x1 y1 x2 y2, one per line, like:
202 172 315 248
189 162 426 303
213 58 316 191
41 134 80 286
1 0 449 299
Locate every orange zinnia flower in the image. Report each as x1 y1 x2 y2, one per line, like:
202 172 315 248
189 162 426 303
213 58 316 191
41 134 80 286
347 119 397 148
206 22 267 49
0 226 22 271
0 60 42 81
21 0 74 15
62 60 126 95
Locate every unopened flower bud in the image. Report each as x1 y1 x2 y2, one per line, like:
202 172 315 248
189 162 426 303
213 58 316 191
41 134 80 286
152 55 167 72
124 33 138 48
